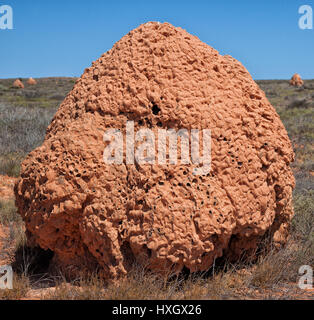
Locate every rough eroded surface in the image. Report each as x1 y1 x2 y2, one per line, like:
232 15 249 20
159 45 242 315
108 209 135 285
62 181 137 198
290 73 304 87
15 22 295 279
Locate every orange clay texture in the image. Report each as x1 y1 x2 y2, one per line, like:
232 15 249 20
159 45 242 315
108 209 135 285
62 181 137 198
15 22 295 280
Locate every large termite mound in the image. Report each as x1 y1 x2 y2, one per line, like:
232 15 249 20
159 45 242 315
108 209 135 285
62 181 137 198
15 22 295 279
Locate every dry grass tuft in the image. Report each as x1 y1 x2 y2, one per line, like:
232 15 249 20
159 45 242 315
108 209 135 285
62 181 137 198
0 274 30 300
0 199 20 225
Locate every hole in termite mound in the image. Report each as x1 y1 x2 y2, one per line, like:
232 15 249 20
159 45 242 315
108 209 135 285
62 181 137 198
12 245 54 276
152 104 161 115
121 241 136 271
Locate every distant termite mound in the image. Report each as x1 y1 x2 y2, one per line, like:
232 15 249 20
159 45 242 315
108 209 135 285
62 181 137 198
13 79 24 89
27 77 37 85
289 73 304 87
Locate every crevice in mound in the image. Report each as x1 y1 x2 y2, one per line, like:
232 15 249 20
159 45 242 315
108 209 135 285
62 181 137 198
12 246 54 275
142 244 152 258
224 233 259 264
121 241 136 271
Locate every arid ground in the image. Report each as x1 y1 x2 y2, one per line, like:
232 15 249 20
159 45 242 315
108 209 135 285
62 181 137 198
0 78 313 299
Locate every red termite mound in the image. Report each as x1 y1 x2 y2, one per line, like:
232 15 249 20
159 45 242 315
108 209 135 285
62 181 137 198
13 79 24 89
15 22 295 279
289 73 304 87
27 77 37 85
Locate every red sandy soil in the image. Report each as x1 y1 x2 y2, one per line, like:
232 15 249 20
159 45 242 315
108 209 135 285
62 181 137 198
0 175 16 200
0 223 10 267
0 223 5 252
0 175 16 266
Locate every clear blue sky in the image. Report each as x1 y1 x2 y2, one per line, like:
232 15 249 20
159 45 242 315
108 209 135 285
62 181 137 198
0 0 313 79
